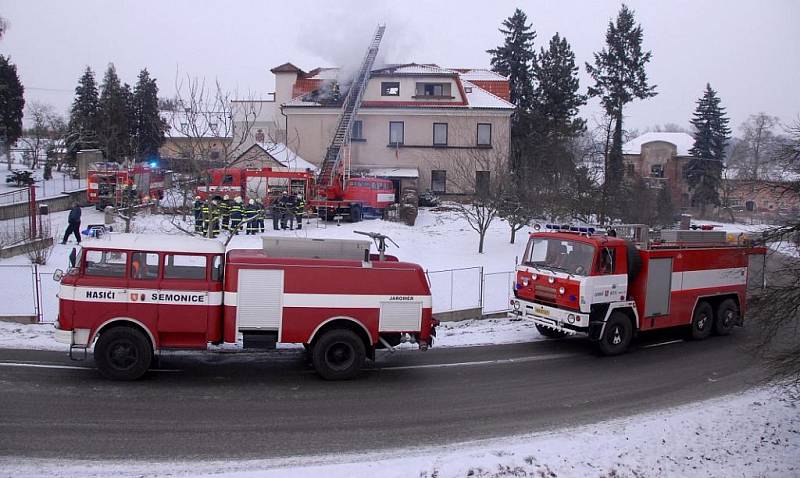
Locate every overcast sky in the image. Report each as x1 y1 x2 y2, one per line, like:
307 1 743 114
2 0 799 134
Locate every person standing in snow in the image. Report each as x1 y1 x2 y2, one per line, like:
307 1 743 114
61 202 82 245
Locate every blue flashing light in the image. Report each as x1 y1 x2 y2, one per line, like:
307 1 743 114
149 161 158 168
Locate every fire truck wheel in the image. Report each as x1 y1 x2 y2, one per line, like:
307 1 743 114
349 205 362 223
94 326 153 381
535 324 568 339
714 299 739 336
312 329 366 380
690 301 714 340
597 311 632 356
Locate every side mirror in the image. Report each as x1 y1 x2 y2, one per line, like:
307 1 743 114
53 269 64 282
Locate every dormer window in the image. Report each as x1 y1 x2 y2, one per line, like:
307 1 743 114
381 82 400 96
414 82 452 99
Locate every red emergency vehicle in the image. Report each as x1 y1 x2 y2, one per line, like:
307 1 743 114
53 232 435 380
87 163 165 210
195 167 315 206
510 224 767 355
311 176 396 221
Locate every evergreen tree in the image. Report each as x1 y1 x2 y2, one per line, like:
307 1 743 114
0 55 25 165
532 33 586 142
132 69 167 161
687 83 731 214
97 64 133 161
487 8 536 117
586 4 656 217
66 67 100 158
655 186 676 227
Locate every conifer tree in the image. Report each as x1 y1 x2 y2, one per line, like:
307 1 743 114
0 54 25 166
687 83 731 214
132 69 167 161
532 33 586 142
67 67 100 158
487 8 536 117
97 64 132 161
586 4 656 217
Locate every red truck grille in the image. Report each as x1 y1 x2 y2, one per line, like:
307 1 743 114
534 285 557 304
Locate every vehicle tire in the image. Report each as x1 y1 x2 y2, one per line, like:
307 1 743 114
625 242 642 281
312 329 366 380
690 301 714 340
597 311 633 356
535 324 568 339
349 204 362 223
94 326 153 380
714 298 739 336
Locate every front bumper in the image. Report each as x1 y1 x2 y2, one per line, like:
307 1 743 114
509 299 588 336
54 327 91 347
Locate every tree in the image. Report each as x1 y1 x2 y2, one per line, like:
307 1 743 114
528 33 587 215
0 54 25 169
728 113 781 180
66 67 101 160
132 69 167 162
20 102 66 169
0 15 7 40
586 4 657 220
686 84 731 216
97 64 134 161
487 8 536 118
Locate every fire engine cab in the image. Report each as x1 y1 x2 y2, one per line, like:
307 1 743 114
53 232 435 380
510 224 766 355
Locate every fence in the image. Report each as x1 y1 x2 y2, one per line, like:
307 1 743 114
1 172 87 206
426 266 515 316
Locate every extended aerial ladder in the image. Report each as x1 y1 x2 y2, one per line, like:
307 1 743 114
316 25 386 196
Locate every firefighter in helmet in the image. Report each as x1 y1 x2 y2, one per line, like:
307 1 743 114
210 199 221 238
201 200 211 238
230 196 243 235
193 196 204 234
245 198 259 235
270 196 281 231
220 195 232 231
256 198 266 233
294 193 306 230
279 191 295 230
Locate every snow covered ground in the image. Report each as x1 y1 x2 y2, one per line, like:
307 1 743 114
3 386 797 478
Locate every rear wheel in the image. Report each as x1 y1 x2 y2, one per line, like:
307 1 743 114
312 329 366 380
597 311 633 356
535 324 568 339
94 326 152 380
690 301 714 340
714 298 739 336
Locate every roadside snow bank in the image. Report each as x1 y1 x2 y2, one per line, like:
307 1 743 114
4 387 797 477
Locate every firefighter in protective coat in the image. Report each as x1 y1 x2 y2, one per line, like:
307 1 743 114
230 196 243 234
193 196 204 234
271 198 281 231
245 199 259 235
220 195 232 231
294 193 306 230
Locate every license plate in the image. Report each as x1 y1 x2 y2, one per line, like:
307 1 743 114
534 306 550 316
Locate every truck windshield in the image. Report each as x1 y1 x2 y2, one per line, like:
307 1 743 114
522 237 595 276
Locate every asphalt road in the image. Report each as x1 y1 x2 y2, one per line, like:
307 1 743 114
0 327 768 461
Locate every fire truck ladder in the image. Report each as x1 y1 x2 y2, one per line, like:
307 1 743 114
317 24 386 188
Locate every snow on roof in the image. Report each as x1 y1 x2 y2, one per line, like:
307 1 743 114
372 63 456 76
454 69 507 81
623 132 695 156
82 233 225 254
462 80 515 109
361 167 419 178
255 142 318 171
304 68 339 80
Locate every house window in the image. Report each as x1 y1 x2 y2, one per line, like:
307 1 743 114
626 163 635 176
416 83 451 97
431 170 447 194
745 200 756 212
180 122 189 130
209 123 218 133
210 150 221 161
389 121 404 145
651 164 664 178
433 123 448 146
477 123 492 146
476 170 490 196
381 82 400 96
352 120 364 140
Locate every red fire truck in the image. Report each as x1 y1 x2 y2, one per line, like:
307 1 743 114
53 232 435 380
510 224 767 355
312 176 396 221
87 163 166 210
195 167 315 206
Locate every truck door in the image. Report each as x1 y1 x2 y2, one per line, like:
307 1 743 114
80 249 129 320
157 253 210 347
644 257 673 323
127 252 160 333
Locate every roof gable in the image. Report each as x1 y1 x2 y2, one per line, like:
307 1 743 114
623 132 695 156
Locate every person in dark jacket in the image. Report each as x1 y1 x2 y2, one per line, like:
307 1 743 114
230 196 243 234
294 193 306 230
279 191 295 230
245 199 259 235
61 202 82 244
271 197 281 230
193 196 204 234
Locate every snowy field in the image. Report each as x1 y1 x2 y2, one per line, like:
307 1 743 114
4 386 797 478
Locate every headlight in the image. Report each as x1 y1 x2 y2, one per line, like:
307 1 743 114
548 277 555 284
513 301 521 310
531 274 538 281
558 287 565 295
522 278 530 286
567 314 575 324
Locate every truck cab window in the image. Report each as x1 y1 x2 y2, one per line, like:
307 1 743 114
85 250 127 278
597 247 615 275
130 252 159 280
164 254 207 280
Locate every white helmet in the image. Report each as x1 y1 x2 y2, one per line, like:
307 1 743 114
195 196 201 200
235 196 242 203
248 199 255 205
223 195 230 200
